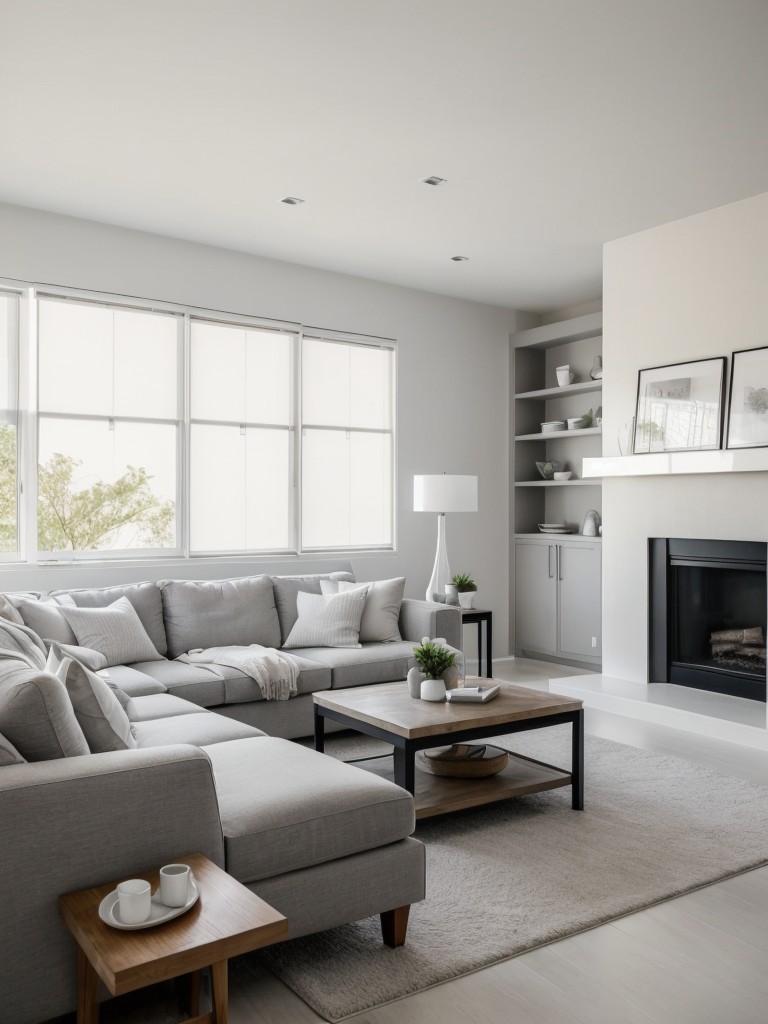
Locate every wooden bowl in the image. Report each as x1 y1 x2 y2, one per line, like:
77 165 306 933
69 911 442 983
419 743 509 778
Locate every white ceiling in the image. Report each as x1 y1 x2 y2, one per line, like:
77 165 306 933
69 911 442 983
2 0 767 312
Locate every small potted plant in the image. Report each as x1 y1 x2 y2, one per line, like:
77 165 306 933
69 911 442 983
410 638 458 699
452 572 478 609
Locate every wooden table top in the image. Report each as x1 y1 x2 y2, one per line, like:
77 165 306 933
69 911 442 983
59 853 287 996
314 679 582 739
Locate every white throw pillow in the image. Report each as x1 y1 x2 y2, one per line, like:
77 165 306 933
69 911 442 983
45 644 136 753
59 596 162 667
320 577 404 643
283 588 368 649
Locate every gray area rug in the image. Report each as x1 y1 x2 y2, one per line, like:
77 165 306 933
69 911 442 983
243 729 768 1021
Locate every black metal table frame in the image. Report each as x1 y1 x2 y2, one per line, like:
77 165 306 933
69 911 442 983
461 609 493 678
314 703 584 810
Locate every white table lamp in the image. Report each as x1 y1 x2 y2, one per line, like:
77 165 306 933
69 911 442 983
414 474 478 603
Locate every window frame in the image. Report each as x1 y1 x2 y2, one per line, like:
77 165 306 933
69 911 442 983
0 281 24 562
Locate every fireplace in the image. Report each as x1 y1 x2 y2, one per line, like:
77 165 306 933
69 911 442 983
649 538 767 702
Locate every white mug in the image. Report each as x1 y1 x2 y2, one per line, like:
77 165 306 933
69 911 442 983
117 878 151 924
159 863 192 907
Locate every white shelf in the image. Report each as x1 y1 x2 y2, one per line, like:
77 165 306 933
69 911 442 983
515 533 602 542
583 449 768 478
515 427 602 441
515 379 602 401
514 479 602 487
512 312 603 351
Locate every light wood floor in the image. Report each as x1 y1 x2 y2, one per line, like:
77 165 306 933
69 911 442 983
104 658 768 1024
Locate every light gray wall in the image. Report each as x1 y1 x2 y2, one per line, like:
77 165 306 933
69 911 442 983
0 202 520 655
602 191 768 682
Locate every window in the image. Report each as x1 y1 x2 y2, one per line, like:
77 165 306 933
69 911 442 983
301 333 395 550
0 290 20 556
37 296 181 556
189 318 296 553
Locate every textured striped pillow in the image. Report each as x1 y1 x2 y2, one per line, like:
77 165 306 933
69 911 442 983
59 596 162 667
282 588 368 649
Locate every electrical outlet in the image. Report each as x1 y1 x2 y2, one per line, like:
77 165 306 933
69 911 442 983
591 636 597 648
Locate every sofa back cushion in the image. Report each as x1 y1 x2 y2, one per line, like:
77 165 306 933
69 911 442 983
0 729 25 766
159 575 281 658
272 572 355 644
0 656 89 761
0 618 48 669
13 597 78 645
50 582 168 656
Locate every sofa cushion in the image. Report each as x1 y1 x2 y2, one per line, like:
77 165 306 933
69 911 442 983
0 618 48 669
159 575 281 658
13 598 78 645
203 653 331 705
203 736 415 884
125 693 204 722
49 581 168 656
0 729 25 766
320 577 405 643
99 665 167 697
0 658 89 761
283 589 367 650
130 660 227 707
0 594 25 625
271 572 355 643
287 640 418 688
131 711 264 748
46 649 136 753
59 597 163 668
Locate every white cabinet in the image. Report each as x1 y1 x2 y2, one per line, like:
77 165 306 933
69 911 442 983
515 536 601 666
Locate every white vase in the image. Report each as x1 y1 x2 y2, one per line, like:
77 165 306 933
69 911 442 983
444 584 459 605
442 665 461 690
458 591 476 609
421 678 446 701
407 667 426 698
425 513 450 603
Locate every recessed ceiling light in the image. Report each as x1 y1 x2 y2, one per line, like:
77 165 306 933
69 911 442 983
281 197 305 205
421 176 447 186
451 256 469 262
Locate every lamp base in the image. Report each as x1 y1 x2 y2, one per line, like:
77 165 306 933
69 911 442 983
426 513 450 603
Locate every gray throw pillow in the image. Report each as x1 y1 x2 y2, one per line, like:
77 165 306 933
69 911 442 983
283 588 367 649
0 729 25 766
0 617 48 669
0 595 24 625
159 575 281 658
272 572 355 643
320 577 405 643
14 598 78 645
50 581 168 657
59 597 163 667
0 657 89 761
45 645 136 753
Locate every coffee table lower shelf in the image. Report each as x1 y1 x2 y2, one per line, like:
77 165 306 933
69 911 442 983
360 750 572 820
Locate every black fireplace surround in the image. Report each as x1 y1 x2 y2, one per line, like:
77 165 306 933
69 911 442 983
649 538 767 702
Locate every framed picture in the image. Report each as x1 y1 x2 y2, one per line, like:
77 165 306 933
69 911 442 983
633 357 726 454
726 346 768 449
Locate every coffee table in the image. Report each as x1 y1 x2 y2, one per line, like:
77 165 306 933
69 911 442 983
314 679 584 819
59 852 287 1024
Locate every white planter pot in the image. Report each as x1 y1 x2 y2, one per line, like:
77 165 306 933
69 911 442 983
458 591 476 609
421 678 446 702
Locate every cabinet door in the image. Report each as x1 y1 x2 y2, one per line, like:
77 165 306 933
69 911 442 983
558 542 602 660
515 540 558 655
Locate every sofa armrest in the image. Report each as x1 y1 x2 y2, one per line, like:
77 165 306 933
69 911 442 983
0 746 225 1024
399 598 462 650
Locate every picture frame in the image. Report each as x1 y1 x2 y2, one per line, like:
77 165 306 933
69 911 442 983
632 357 726 454
726 346 768 449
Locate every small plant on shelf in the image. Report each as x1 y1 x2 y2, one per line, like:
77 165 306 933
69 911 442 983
451 572 477 593
412 640 456 680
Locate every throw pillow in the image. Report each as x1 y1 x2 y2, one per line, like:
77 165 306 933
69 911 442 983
0 657 90 761
50 582 168 657
283 588 368 649
59 596 162 667
0 617 48 669
271 571 355 643
320 577 405 643
45 645 136 753
0 729 25 766
14 597 78 645
0 594 24 625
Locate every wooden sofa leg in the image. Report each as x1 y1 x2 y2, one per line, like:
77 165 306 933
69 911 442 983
381 905 410 947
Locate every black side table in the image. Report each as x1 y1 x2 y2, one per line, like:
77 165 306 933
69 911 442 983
461 608 493 678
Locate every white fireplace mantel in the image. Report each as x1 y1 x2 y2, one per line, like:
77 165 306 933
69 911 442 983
583 449 768 479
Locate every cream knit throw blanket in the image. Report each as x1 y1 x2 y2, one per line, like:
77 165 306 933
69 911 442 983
177 645 299 700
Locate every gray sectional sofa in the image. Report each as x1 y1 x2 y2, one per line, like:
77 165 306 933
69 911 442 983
0 567 462 1024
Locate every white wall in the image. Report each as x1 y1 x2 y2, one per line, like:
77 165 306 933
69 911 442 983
0 203 519 655
602 191 768 681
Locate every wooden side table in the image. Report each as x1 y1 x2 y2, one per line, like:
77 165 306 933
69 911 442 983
59 853 287 1024
461 608 493 678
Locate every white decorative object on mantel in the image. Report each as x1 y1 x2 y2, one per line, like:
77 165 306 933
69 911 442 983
582 510 601 536
584 449 768 479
